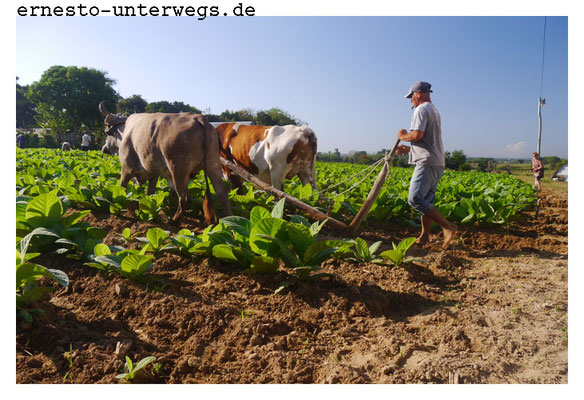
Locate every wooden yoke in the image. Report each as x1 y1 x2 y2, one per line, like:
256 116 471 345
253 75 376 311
345 138 401 235
219 158 348 232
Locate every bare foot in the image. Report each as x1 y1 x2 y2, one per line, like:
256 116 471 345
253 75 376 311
442 224 458 249
416 235 429 245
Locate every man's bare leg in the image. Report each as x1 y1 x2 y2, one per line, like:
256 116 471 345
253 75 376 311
417 215 432 245
425 207 458 249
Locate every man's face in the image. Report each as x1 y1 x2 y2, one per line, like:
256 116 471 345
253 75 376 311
410 92 421 108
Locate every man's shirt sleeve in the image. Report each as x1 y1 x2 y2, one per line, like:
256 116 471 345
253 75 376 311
410 107 428 132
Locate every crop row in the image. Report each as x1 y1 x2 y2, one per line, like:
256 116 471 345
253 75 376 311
17 148 537 226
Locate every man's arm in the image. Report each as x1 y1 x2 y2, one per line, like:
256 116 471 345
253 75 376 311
397 129 424 142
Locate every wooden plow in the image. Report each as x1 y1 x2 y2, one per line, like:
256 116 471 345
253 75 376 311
220 139 401 236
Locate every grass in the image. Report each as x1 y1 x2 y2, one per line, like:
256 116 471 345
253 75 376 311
504 163 568 193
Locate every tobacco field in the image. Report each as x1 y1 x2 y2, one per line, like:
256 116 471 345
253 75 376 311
16 148 568 384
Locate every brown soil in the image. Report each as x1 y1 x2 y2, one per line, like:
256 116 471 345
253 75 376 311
16 188 568 384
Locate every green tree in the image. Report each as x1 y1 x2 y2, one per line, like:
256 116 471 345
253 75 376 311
255 108 304 126
26 66 119 136
16 77 37 128
476 158 495 172
145 101 201 114
118 95 148 115
220 108 255 122
444 149 468 170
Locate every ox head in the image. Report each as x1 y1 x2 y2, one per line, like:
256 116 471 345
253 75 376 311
99 101 127 155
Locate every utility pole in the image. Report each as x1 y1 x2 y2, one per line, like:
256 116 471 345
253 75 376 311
537 97 545 155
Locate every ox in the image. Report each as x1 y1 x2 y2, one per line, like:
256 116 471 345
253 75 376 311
61 142 71 151
215 123 318 192
99 101 232 223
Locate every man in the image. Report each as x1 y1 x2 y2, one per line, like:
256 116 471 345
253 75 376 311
81 132 92 151
531 152 544 191
395 81 457 249
16 133 26 148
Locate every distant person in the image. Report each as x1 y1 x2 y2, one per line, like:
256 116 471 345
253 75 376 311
16 133 26 149
394 81 457 249
81 133 92 151
61 141 71 151
531 152 544 191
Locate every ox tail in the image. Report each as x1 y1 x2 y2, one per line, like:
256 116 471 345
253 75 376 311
199 116 217 225
306 128 318 184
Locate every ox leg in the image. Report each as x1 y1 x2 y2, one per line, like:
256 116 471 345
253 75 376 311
207 167 233 217
120 166 133 189
298 171 318 191
169 176 190 223
146 177 158 195
269 164 290 191
230 174 245 194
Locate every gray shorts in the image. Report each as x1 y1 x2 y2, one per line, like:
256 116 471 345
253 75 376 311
407 165 444 215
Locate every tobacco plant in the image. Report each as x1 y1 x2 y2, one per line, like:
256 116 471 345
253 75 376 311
17 233 69 322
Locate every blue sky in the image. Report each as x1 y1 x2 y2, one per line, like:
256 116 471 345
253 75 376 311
16 15 568 158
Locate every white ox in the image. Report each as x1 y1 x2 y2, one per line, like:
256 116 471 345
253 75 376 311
215 123 318 191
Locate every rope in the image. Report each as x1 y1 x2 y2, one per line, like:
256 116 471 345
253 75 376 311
539 16 547 99
326 159 390 201
297 156 386 201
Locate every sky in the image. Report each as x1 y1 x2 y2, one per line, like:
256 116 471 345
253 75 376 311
15 12 568 158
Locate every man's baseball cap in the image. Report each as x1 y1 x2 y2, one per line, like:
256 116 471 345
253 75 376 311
405 81 433 98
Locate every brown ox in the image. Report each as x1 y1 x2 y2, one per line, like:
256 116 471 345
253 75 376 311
215 123 318 191
99 101 232 223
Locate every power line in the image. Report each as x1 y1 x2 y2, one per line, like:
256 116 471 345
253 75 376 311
539 16 547 98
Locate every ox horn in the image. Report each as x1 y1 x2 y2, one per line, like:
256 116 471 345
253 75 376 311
99 101 110 117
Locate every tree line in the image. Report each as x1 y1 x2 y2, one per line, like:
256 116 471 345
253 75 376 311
317 149 566 172
16 65 304 147
317 148 472 170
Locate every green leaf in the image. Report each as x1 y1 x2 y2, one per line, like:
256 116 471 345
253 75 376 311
289 214 311 227
287 223 315 260
380 249 403 266
62 210 91 228
93 255 123 270
249 206 271 225
212 244 251 268
303 241 339 266
16 201 28 224
122 227 132 241
396 237 416 254
293 266 313 280
253 234 299 267
94 243 112 256
354 237 370 260
16 262 69 289
249 218 287 256
461 213 475 224
25 192 63 228
146 228 169 251
120 254 155 280
369 241 382 256
248 256 279 274
309 219 328 236
134 356 157 371
271 198 286 219
220 216 252 238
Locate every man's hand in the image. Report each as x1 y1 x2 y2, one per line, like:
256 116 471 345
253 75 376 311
397 129 424 142
395 145 410 156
